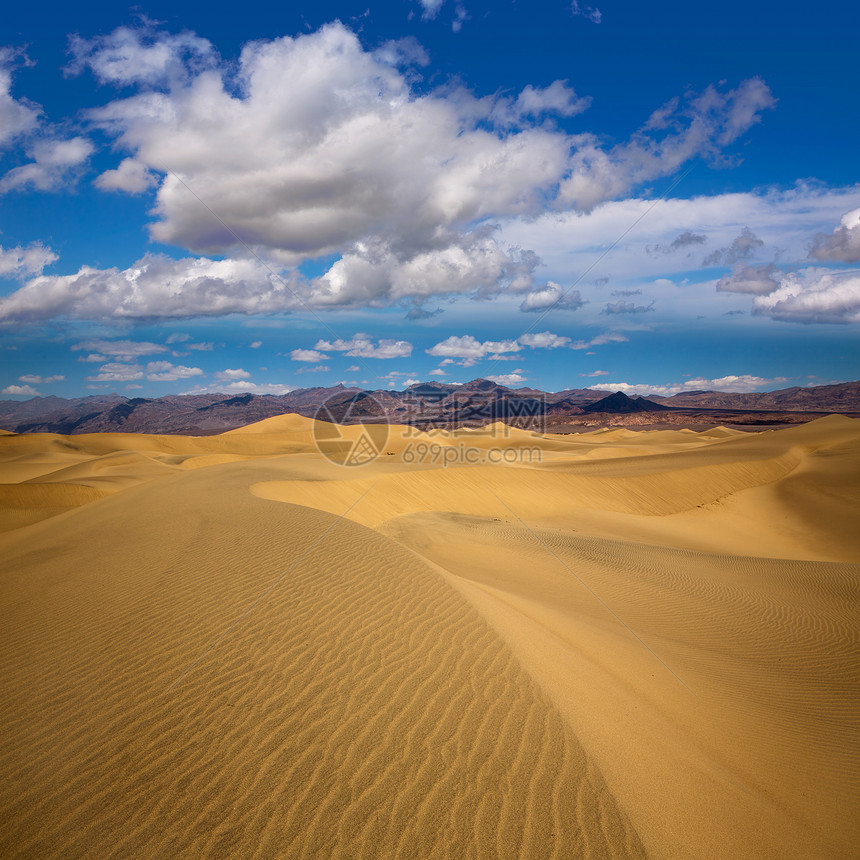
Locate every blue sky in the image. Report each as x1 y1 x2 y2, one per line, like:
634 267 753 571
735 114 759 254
1 0 858 399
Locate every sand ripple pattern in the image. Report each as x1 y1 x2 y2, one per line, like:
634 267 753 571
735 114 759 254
0 467 645 859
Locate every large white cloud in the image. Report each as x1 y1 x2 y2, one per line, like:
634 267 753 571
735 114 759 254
72 22 774 314
0 253 301 321
752 269 860 324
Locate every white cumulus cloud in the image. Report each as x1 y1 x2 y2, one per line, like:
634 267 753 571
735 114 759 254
72 339 168 360
86 362 145 382
1 254 301 321
486 370 527 386
0 242 57 278
95 157 158 194
145 361 203 381
520 282 584 313
314 335 412 359
62 23 775 317
18 374 64 384
426 335 520 360
0 137 94 195
290 348 329 362
590 375 788 396
571 332 628 350
2 383 40 396
752 269 860 324
214 368 251 381
519 331 571 348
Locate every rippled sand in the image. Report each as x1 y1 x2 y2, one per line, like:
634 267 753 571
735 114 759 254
1 415 857 858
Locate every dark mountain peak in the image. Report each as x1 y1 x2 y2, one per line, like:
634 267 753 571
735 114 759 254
220 393 255 406
460 378 508 393
583 391 671 413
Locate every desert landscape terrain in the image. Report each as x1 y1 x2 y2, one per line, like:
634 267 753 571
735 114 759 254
0 414 858 858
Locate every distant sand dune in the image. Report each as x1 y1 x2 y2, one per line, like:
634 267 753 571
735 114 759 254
0 416 858 858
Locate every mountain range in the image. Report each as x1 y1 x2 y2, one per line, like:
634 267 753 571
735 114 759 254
1 379 858 435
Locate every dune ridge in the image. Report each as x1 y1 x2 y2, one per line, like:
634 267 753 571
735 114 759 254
1 416 858 858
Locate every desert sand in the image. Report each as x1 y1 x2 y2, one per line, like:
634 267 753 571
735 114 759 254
0 414 857 858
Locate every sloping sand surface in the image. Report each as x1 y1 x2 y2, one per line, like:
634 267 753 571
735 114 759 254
1 416 858 858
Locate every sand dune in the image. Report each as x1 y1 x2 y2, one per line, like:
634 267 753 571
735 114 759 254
1 416 858 858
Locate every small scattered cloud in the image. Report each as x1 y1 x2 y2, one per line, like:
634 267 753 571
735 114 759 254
486 370 527 386
602 300 654 314
346 364 360 372
646 231 706 256
429 368 446 376
451 3 469 32
249 341 262 348
509 81 591 122
570 332 629 350
416 0 445 20
570 1 602 23
185 380 295 396
611 289 642 297
86 362 144 383
716 263 781 295
702 226 764 267
0 242 57 278
427 335 520 359
295 364 330 374
519 331 571 349
809 208 860 263
590 374 789 396
291 348 329 362
520 283 584 313
581 370 609 377
18 374 64 384
2 383 40 396
214 368 251 381
95 158 157 194
72 339 168 361
0 49 40 147
145 361 203 381
66 24 215 87
315 335 412 359
405 306 444 320
0 137 94 195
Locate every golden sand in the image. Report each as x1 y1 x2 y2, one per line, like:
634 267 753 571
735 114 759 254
0 415 857 858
